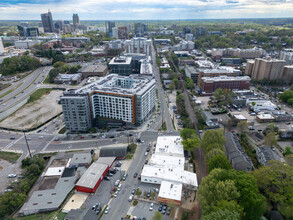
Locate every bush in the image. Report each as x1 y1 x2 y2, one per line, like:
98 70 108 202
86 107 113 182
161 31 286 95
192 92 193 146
133 200 138 206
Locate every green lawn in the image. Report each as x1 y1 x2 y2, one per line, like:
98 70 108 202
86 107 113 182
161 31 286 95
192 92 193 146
58 126 66 134
17 211 66 220
43 74 50 84
27 88 52 103
0 151 21 163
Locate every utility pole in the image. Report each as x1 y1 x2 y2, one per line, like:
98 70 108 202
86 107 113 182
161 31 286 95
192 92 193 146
23 131 32 158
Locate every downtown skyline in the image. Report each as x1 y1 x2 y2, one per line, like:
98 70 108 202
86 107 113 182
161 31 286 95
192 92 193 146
0 0 292 20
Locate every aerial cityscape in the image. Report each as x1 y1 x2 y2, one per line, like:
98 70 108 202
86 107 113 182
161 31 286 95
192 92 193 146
0 1 293 220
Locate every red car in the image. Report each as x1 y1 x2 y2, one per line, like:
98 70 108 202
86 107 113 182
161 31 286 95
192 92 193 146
138 175 141 180
80 136 84 139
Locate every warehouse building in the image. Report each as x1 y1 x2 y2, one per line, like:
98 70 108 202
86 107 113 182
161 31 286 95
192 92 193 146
61 74 156 132
75 157 115 193
80 65 108 78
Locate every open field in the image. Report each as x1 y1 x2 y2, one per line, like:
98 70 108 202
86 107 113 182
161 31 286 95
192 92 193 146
0 151 21 163
0 90 63 130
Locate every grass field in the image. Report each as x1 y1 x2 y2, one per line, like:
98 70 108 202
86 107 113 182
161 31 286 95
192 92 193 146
27 88 53 103
0 151 21 163
0 83 11 91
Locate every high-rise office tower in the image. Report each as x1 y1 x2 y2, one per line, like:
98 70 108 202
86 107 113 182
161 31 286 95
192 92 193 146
105 21 115 36
73 14 80 27
41 10 54 33
17 25 39 37
134 23 148 37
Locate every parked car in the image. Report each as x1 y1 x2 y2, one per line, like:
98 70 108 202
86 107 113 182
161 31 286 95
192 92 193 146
158 204 163 212
122 173 128 181
104 176 110 181
104 206 110 214
133 172 138 178
138 175 141 180
9 137 15 140
114 180 120 186
145 160 148 164
114 192 118 198
147 190 151 198
149 203 154 211
144 152 148 156
8 174 16 178
146 148 150 152
117 183 122 191
166 207 171 215
131 188 136 195
128 195 134 202
80 136 84 139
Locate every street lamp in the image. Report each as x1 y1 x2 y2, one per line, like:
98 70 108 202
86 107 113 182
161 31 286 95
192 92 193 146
23 131 32 158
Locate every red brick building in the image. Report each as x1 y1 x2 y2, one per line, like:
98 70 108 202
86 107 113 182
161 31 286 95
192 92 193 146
200 76 250 94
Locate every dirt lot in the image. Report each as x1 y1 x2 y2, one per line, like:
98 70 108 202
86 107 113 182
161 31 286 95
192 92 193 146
37 176 59 190
50 159 69 167
0 90 62 130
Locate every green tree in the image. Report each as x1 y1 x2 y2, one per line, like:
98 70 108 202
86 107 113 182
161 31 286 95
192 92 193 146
168 82 175 92
53 61 65 68
237 121 249 134
199 168 266 220
185 78 194 91
152 211 163 220
283 146 293 156
182 136 201 152
207 155 232 172
264 132 277 148
202 129 226 153
201 209 241 220
206 148 226 162
180 128 197 140
285 154 293 166
172 78 179 89
287 98 293 106
252 160 293 217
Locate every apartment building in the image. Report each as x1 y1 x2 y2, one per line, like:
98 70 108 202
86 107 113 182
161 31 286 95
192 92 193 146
280 49 293 65
124 37 152 56
200 76 250 94
60 74 156 132
247 58 285 81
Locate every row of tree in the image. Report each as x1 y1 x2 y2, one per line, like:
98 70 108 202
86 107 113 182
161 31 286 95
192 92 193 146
0 54 41 76
48 62 81 83
0 157 45 217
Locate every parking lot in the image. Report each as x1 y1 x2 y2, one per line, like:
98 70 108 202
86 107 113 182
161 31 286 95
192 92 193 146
130 201 171 220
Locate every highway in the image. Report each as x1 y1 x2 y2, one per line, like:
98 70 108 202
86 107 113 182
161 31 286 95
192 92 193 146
0 66 53 112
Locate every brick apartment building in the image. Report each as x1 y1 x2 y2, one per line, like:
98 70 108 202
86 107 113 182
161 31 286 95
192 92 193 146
200 76 250 94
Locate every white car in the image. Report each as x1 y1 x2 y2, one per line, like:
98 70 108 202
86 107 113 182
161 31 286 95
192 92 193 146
128 195 134 202
114 192 118 198
8 174 16 178
149 203 154 211
104 206 110 214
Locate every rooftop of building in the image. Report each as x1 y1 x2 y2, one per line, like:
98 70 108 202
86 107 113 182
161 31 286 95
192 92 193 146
70 153 92 166
109 56 132 65
201 75 251 82
199 67 241 74
233 114 247 120
158 181 182 202
71 74 155 96
56 73 81 80
81 64 107 73
155 136 184 156
257 113 275 119
257 146 281 165
149 154 185 167
75 162 108 189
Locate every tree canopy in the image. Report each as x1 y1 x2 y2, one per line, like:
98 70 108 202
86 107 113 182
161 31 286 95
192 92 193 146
201 129 226 152
207 154 232 172
198 168 266 220
252 160 293 217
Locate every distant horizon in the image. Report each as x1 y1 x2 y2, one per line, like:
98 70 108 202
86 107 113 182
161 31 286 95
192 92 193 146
1 0 293 20
1 17 293 22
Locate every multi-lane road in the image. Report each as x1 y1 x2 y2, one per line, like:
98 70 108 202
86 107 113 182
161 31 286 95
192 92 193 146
0 66 53 112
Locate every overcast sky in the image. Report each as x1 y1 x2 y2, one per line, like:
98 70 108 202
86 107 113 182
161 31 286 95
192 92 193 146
0 0 293 20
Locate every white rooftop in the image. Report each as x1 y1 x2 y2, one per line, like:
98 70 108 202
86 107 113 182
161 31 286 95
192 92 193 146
257 114 275 120
76 162 108 189
44 167 65 177
233 114 247 120
158 181 182 202
149 154 185 167
141 165 197 188
155 136 184 156
202 75 251 82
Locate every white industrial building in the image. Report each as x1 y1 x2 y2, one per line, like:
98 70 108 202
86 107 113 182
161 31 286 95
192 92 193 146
140 59 153 76
124 37 152 56
141 136 197 205
247 99 278 112
0 38 4 54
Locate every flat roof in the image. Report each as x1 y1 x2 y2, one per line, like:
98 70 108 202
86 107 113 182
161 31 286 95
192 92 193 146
44 167 65 177
155 136 184 156
158 181 182 202
201 75 250 82
233 114 247 120
71 153 92 165
257 114 275 119
76 162 108 189
149 154 185 167
141 165 197 187
72 74 156 96
109 56 132 65
96 157 116 167
81 65 107 73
